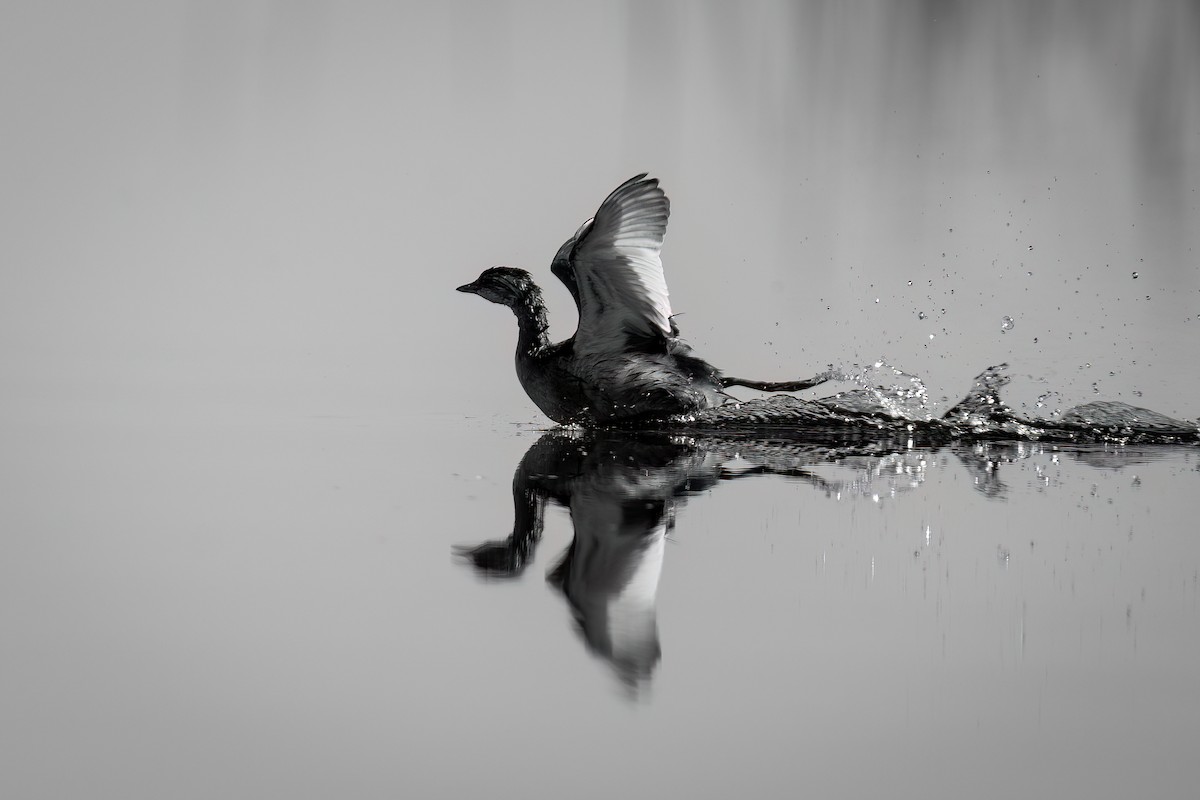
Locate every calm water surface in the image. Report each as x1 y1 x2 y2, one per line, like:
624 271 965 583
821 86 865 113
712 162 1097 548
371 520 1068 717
3 411 1197 799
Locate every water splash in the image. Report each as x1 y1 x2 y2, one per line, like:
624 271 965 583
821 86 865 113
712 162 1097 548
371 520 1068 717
822 360 935 421
667 363 1199 445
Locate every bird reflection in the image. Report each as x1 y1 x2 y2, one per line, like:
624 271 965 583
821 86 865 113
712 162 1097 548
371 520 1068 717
455 428 893 692
454 394 1195 693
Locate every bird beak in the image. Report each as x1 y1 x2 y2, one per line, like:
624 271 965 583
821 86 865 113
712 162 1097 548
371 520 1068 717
456 282 478 294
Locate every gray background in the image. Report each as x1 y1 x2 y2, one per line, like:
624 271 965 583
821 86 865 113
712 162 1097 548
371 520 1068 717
3 5 1200 799
3 1 1197 424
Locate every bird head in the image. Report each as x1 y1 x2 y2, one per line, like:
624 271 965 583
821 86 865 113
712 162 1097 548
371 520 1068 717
456 267 539 308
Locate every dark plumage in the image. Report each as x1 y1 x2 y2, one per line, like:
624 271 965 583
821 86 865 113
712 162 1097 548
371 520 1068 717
457 174 826 424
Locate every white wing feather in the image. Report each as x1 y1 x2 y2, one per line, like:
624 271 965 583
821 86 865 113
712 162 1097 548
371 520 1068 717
569 175 673 356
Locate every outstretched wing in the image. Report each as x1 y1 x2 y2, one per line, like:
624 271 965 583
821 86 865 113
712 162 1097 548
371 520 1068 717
560 174 673 356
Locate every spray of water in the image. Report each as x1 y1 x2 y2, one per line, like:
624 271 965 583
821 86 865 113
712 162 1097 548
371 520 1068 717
821 360 936 421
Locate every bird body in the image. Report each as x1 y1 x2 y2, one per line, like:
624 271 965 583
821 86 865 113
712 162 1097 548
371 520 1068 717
458 175 825 424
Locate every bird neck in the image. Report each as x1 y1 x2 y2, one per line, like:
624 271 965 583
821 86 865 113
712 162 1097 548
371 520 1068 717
512 288 550 353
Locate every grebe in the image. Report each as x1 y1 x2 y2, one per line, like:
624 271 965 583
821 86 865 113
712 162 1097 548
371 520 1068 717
457 174 827 424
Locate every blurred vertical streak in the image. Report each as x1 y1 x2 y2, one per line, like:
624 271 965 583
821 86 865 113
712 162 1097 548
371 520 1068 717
177 0 330 151
177 1 260 154
258 0 330 121
449 0 513 110
622 0 684 173
1130 1 1200 249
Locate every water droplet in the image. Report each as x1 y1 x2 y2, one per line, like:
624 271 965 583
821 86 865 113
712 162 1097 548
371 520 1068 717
1000 316 1015 333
